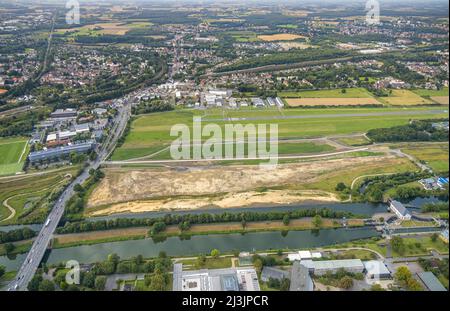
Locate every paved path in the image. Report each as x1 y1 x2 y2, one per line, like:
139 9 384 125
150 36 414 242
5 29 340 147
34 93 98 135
104 147 370 165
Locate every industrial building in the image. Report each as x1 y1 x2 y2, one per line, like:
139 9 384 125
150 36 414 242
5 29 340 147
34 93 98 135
290 261 314 291
363 261 392 280
301 259 365 276
417 272 447 291
260 267 290 282
28 140 96 163
172 264 260 291
389 200 412 220
288 250 322 262
50 108 77 119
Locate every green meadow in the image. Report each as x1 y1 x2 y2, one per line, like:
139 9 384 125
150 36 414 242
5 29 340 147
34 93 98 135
110 107 448 161
0 137 29 176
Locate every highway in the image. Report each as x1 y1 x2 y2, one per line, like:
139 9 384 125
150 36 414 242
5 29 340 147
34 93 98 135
7 104 131 291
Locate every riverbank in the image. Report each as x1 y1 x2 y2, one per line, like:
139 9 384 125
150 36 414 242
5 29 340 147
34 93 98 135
53 218 366 248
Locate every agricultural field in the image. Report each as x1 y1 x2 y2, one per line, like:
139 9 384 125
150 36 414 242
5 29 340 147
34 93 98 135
257 34 307 41
400 143 449 172
55 21 152 37
430 96 449 105
284 97 381 107
111 107 448 161
226 31 260 42
378 90 433 106
278 88 375 98
0 167 78 224
412 88 449 97
0 137 29 176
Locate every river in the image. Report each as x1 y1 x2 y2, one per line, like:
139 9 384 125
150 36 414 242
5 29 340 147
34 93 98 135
1 227 379 271
1 198 446 272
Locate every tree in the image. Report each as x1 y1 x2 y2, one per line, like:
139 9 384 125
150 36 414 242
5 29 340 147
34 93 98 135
370 284 385 291
38 279 55 291
253 258 263 274
197 255 207 267
0 265 5 278
151 222 166 235
82 271 96 288
211 249 220 258
338 276 354 289
335 182 347 192
431 233 439 242
312 215 323 228
108 253 120 266
148 271 167 291
391 237 405 255
282 214 290 226
28 275 43 291
4 243 14 254
95 276 107 291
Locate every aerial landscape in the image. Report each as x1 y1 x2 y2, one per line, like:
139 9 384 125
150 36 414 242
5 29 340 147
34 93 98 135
0 0 448 295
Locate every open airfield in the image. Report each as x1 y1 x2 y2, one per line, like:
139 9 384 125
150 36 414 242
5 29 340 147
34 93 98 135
110 107 448 161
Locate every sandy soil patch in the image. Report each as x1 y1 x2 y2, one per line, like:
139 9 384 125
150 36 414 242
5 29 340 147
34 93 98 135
285 97 382 107
88 190 340 216
258 34 306 41
278 42 313 50
87 155 395 214
431 96 449 105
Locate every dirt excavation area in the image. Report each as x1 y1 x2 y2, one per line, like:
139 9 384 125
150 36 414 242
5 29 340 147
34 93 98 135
86 154 408 216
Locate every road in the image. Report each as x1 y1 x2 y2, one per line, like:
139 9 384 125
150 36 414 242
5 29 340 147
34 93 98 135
7 104 131 291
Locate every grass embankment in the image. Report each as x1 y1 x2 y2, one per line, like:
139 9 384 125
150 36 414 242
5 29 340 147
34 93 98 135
0 167 78 224
391 236 449 258
0 240 33 256
52 218 365 248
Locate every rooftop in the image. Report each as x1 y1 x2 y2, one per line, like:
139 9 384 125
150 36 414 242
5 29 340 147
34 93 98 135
417 272 447 291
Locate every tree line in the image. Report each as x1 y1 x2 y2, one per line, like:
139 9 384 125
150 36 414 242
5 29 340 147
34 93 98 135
367 119 449 143
56 208 360 235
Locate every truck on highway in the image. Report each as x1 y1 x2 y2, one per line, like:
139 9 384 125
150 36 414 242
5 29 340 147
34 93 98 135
45 218 51 227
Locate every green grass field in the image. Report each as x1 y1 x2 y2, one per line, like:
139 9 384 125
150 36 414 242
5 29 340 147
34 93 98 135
378 90 433 106
148 141 336 160
412 88 449 97
401 143 449 173
0 167 78 224
278 88 374 98
111 107 448 161
0 137 29 176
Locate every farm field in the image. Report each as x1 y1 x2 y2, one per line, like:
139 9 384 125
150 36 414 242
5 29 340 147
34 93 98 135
430 96 449 105
284 97 382 107
412 87 449 97
110 107 448 161
278 88 374 98
400 143 449 172
0 167 78 224
0 137 29 176
56 21 152 36
257 34 306 41
379 90 433 106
